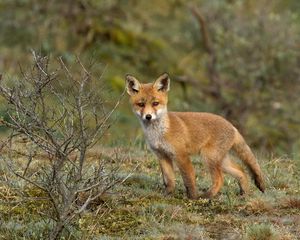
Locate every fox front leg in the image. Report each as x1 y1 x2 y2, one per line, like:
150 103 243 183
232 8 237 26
176 154 198 199
159 158 175 195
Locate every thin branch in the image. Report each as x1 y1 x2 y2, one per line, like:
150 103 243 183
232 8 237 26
190 6 212 54
89 89 126 147
31 50 48 77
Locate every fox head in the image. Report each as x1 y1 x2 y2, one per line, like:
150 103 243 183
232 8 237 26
125 73 170 123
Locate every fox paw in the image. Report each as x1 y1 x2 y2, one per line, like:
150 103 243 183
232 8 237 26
200 191 214 199
187 192 199 200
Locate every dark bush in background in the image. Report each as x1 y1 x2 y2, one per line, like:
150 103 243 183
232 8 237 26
0 0 299 153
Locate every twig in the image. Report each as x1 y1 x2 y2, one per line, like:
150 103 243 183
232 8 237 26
31 50 48 77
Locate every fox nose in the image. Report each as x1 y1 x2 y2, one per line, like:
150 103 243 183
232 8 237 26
145 114 152 120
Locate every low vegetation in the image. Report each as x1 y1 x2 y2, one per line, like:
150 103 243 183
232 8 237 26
1 0 300 153
0 142 299 239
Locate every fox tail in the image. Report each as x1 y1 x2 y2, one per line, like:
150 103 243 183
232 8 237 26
232 129 265 192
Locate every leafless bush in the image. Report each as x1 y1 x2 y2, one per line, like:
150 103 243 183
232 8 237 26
0 52 129 239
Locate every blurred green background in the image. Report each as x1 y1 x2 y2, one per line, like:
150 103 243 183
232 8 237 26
0 0 299 154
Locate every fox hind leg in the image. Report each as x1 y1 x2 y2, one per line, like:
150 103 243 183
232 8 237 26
202 161 224 198
201 148 226 198
222 155 249 195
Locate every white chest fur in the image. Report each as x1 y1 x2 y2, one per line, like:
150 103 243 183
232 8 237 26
141 118 174 158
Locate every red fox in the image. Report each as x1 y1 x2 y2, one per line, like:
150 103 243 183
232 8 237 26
125 73 265 199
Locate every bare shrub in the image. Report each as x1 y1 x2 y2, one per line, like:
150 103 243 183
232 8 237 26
0 52 128 239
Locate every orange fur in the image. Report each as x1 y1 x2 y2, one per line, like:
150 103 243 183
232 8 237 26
125 73 265 199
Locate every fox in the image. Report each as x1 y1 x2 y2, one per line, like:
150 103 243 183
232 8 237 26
125 73 265 199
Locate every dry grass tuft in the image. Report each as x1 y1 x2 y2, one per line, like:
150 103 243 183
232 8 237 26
246 198 274 214
279 197 300 209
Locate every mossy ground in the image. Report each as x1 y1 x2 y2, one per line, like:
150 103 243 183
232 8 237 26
0 144 299 239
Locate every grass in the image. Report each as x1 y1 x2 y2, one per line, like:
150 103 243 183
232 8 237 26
0 142 299 239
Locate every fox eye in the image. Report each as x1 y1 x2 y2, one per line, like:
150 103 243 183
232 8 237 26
137 102 145 107
152 102 159 107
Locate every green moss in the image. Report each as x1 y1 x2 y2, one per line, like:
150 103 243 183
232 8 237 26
0 185 52 223
80 208 143 236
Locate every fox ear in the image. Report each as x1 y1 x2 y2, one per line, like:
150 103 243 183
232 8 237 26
153 73 170 92
125 74 141 95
